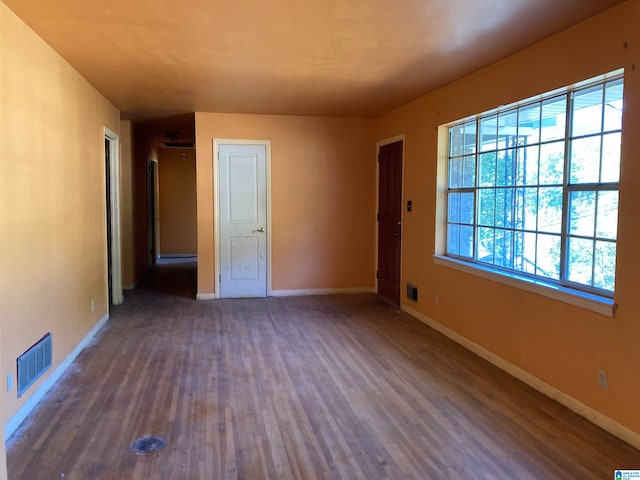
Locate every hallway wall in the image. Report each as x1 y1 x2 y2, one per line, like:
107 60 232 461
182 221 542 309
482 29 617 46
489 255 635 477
158 148 197 256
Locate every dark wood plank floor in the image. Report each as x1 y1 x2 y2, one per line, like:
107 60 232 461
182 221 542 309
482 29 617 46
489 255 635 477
7 263 640 479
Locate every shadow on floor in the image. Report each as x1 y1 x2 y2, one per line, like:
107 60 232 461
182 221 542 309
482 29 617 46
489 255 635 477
134 257 197 299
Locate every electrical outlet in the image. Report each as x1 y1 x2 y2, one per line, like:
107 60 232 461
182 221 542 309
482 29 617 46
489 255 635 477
7 373 12 392
435 295 439 306
598 369 608 390
91 299 95 312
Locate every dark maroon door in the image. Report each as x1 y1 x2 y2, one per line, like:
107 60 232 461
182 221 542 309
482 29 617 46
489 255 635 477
377 140 403 305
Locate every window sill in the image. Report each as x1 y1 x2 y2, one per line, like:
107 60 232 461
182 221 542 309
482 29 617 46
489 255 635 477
432 255 615 317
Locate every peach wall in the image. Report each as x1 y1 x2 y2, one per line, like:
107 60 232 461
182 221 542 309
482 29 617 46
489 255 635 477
119 120 135 287
375 1 640 436
158 149 197 255
0 2 120 425
195 113 375 295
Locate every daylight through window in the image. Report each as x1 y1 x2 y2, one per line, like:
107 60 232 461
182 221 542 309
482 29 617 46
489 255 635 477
446 74 623 297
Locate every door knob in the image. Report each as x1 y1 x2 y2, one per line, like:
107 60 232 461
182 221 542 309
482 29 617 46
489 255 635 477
256 227 265 233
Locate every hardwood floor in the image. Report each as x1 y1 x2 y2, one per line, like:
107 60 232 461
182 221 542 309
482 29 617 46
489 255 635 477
7 263 640 479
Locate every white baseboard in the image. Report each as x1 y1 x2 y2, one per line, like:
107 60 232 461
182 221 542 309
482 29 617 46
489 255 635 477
159 254 197 259
401 304 640 450
4 313 109 441
270 287 375 297
196 293 218 301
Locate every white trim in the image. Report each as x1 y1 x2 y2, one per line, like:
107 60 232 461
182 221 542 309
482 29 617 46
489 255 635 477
401 304 640 450
213 139 272 299
159 254 197 259
104 127 124 306
433 254 615 317
375 134 406 303
196 293 217 301
271 287 375 297
4 313 109 441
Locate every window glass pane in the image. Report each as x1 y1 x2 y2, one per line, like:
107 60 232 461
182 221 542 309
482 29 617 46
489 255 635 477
601 132 621 183
570 136 601 184
537 187 562 234
522 232 537 273
497 149 517 187
477 227 495 264
460 192 475 224
567 237 594 285
449 156 462 188
514 187 537 231
539 141 564 185
516 146 539 186
495 188 514 228
569 191 596 237
604 79 624 132
536 234 560 279
447 192 460 223
498 110 518 149
462 155 476 188
463 121 477 154
594 240 616 291
596 191 618 240
513 231 524 272
572 84 603 137
479 152 496 187
460 225 474 258
449 125 464 156
447 224 460 256
518 103 540 144
477 189 495 226
479 115 498 152
541 96 567 142
495 229 513 268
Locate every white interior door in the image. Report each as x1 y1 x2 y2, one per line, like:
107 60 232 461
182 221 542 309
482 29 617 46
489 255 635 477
219 144 267 298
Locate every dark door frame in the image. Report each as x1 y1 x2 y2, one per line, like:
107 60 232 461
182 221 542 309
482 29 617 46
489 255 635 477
376 135 404 306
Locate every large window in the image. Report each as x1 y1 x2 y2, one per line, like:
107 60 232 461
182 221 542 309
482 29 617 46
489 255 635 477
446 74 623 297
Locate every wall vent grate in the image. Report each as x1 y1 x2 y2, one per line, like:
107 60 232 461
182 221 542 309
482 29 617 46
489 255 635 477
17 333 52 397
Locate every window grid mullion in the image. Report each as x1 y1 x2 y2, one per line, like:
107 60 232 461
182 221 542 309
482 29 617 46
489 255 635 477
560 92 572 287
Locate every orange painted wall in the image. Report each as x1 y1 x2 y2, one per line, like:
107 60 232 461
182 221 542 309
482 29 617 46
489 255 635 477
158 148 197 255
375 1 640 435
195 113 375 295
0 2 120 425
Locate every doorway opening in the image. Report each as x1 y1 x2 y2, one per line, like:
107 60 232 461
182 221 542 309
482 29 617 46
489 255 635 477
147 159 158 268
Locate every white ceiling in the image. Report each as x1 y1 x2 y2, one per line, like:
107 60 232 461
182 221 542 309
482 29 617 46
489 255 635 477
3 0 627 120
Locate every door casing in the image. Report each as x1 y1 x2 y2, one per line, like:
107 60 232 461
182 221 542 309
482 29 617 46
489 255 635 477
104 127 123 306
213 139 272 298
